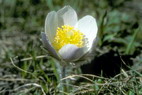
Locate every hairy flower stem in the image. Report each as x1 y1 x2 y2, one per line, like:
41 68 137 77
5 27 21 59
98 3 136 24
60 65 67 93
55 60 68 94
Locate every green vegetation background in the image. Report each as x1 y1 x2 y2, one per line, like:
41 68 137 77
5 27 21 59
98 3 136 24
0 0 142 95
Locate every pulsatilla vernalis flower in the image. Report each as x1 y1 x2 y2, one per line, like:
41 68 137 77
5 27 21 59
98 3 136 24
41 6 98 63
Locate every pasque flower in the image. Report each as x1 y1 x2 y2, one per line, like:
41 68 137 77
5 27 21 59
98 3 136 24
41 6 98 64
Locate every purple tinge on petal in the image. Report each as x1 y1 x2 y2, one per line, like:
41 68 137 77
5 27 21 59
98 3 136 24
41 32 60 59
58 44 88 61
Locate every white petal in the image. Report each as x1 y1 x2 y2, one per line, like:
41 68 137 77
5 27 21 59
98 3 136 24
72 39 98 67
57 6 77 26
58 44 88 61
41 32 60 59
75 15 98 49
45 11 58 42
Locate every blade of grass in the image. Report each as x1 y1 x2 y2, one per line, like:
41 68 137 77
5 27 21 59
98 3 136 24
45 0 54 10
125 27 140 54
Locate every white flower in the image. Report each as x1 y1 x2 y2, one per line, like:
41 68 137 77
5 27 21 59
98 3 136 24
41 6 98 64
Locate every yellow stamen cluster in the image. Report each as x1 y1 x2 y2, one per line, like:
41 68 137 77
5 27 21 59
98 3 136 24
52 25 84 51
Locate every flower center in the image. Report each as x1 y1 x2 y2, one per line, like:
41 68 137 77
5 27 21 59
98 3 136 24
52 25 85 51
